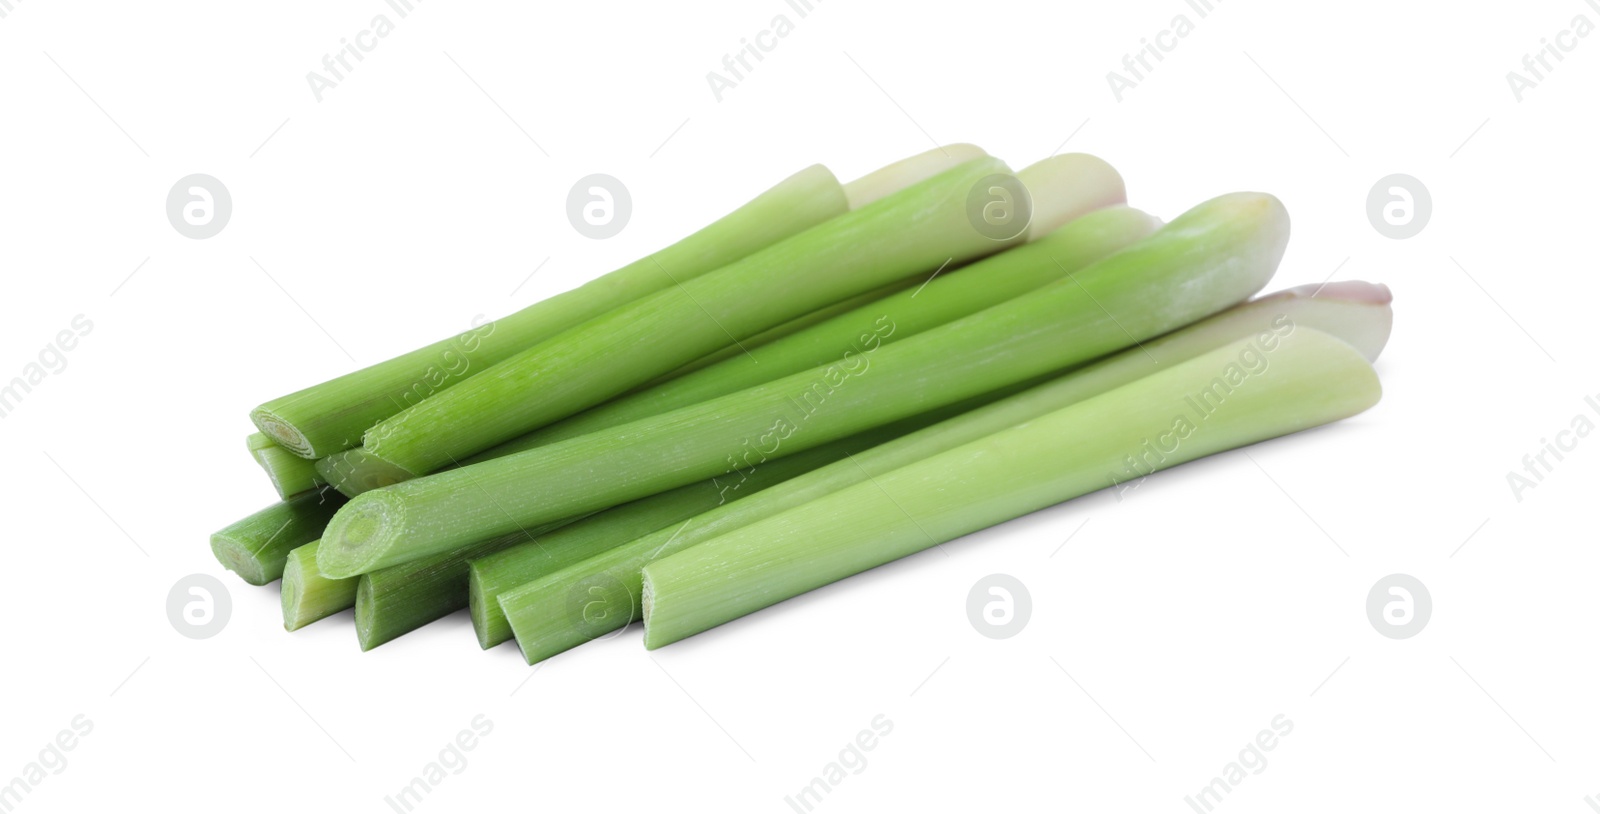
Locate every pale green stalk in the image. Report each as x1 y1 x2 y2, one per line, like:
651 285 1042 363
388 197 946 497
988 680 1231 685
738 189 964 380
211 489 347 585
248 432 324 499
641 328 1383 647
469 409 979 649
281 541 357 630
499 281 1393 663
468 205 1159 457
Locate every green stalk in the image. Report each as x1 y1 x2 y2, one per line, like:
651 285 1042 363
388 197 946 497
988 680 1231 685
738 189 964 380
629 279 918 391
319 191 1288 579
361 155 1038 477
281 541 357 630
468 412 961 650
841 144 989 209
248 432 324 499
348 438 849 649
354 517 583 651
250 163 850 459
467 205 1159 458
641 328 1382 647
498 281 1393 663
324 155 1130 495
313 280 924 492
211 489 347 585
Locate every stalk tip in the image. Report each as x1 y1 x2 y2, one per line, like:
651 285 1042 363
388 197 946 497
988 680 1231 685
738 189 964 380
843 144 991 210
1277 280 1393 305
1017 153 1128 241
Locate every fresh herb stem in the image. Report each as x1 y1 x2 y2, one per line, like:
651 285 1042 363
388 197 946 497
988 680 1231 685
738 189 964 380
247 432 324 498
281 541 358 630
640 328 1382 648
360 156 1032 477
319 191 1288 579
468 205 1159 457
250 163 851 459
498 280 1392 663
211 489 347 585
469 420 936 649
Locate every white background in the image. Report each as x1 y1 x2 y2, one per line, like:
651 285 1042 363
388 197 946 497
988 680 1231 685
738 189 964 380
1 0 1596 811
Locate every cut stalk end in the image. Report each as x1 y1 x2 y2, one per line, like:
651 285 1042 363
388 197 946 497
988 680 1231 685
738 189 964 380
467 567 497 650
280 570 301 629
281 541 358 630
317 492 404 579
210 534 272 586
354 576 377 651
250 406 316 459
640 571 661 650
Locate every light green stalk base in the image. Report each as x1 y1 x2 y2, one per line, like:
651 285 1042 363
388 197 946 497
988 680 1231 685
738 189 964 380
247 433 324 499
497 280 1392 663
251 164 849 459
211 489 347 586
320 191 1287 579
641 328 1383 648
281 541 357 630
468 205 1159 458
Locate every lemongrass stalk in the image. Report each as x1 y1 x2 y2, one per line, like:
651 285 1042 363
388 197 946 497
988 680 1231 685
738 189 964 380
639 279 919 387
353 516 583 651
315 448 413 498
358 154 1106 478
250 164 851 459
349 436 858 649
498 281 1392 663
318 191 1286 579
468 204 1159 458
642 329 1382 647
842 144 990 208
248 432 324 498
326 155 1129 495
468 411 959 650
211 489 347 585
281 541 357 630
323 280 909 490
